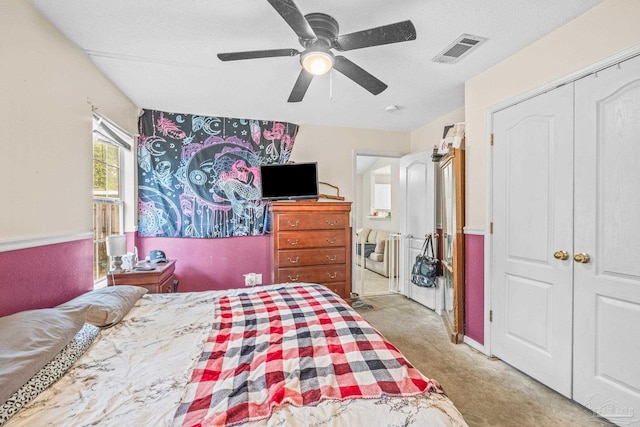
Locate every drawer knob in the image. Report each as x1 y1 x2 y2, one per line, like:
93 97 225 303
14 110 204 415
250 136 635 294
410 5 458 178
326 238 337 244
287 256 300 264
326 255 338 261
325 220 338 226
288 274 300 282
287 220 299 227
287 239 300 246
327 272 338 279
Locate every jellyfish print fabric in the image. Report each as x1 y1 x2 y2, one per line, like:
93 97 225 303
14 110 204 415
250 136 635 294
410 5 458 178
137 110 298 238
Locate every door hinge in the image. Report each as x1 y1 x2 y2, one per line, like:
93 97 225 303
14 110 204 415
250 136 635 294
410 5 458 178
490 134 494 146
490 222 494 234
490 310 493 322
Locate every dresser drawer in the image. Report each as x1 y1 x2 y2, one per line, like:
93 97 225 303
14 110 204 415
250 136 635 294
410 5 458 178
320 283 348 299
277 213 347 230
278 265 347 284
277 248 346 267
159 275 175 293
278 231 346 249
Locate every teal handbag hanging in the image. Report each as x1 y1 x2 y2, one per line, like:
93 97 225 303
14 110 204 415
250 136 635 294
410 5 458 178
411 235 438 288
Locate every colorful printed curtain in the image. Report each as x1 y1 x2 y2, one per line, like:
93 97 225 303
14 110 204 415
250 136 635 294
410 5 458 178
137 110 298 238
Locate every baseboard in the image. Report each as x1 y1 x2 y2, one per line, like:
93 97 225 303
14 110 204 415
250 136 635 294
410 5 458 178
463 335 488 355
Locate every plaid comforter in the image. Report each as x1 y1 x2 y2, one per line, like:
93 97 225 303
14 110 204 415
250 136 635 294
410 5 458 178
173 284 442 426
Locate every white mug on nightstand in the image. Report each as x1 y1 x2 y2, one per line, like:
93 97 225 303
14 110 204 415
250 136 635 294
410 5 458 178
121 253 136 271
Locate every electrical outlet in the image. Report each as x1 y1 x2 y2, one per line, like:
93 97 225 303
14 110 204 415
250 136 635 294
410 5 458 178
244 273 256 287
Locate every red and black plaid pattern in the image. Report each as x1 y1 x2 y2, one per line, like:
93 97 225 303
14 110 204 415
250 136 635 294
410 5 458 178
174 284 442 427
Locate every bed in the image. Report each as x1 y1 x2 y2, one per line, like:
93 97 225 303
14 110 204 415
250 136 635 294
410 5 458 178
0 283 467 426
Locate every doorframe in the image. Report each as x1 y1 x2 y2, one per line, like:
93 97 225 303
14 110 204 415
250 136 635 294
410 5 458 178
351 149 403 297
483 44 640 357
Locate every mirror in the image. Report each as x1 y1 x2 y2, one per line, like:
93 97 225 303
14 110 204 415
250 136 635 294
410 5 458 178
439 147 465 343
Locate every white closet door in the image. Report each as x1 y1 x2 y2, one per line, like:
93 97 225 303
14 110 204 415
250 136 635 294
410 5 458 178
573 55 640 420
491 83 574 397
399 151 437 310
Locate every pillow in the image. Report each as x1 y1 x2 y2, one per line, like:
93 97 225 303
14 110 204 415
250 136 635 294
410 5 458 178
0 323 100 426
369 253 384 262
357 243 376 258
0 306 87 406
58 285 148 328
356 228 371 244
374 239 386 254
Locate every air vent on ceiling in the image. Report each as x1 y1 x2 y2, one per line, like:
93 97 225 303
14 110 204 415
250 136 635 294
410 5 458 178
433 34 487 64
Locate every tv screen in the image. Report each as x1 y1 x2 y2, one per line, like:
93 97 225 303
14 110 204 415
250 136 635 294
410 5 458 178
260 162 319 201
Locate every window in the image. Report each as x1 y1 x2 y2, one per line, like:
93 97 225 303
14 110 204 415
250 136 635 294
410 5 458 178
373 183 391 210
92 113 132 282
370 165 392 218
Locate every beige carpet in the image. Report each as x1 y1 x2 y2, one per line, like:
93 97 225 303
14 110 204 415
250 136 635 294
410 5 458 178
354 294 615 427
354 265 396 295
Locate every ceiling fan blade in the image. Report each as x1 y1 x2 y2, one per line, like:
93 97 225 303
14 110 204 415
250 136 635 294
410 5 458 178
333 56 387 95
217 48 299 61
288 69 313 102
333 20 416 51
267 0 317 42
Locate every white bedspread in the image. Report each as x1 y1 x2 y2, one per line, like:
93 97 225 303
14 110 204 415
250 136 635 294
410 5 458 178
6 285 467 427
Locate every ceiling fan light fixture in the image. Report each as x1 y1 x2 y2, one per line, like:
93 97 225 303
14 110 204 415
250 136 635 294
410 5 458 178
301 50 334 75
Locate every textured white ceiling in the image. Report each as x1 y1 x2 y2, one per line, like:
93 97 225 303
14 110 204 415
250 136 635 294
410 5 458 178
30 0 601 131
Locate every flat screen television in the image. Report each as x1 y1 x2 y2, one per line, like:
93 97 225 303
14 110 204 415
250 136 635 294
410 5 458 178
260 162 319 201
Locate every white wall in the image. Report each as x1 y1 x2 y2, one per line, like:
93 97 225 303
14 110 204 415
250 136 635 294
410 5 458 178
465 0 640 229
290 124 411 204
0 0 138 241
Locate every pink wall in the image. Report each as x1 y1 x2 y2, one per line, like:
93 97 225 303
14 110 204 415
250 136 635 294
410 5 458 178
0 233 272 317
0 239 93 317
134 234 272 293
465 233 484 344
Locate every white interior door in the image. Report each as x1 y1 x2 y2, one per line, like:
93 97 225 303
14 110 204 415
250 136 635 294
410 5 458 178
399 151 438 311
491 83 574 397
573 55 640 421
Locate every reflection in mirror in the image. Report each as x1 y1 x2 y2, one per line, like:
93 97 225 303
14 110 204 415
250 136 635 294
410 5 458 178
354 156 400 297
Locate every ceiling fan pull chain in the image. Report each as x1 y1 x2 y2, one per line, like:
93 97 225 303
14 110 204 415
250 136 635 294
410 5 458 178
329 69 333 100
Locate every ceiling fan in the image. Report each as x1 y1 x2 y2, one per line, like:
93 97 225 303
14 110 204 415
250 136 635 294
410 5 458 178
217 0 417 102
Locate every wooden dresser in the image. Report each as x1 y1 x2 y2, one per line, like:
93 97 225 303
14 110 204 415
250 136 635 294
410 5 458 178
271 201 352 303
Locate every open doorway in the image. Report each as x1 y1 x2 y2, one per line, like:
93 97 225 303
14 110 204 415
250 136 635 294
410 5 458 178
353 152 402 297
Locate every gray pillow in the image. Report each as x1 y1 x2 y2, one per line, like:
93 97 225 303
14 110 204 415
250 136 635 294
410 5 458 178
58 285 148 328
0 306 87 406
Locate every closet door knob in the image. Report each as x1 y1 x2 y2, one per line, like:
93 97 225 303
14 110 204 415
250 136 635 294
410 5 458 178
553 250 569 260
574 253 590 264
